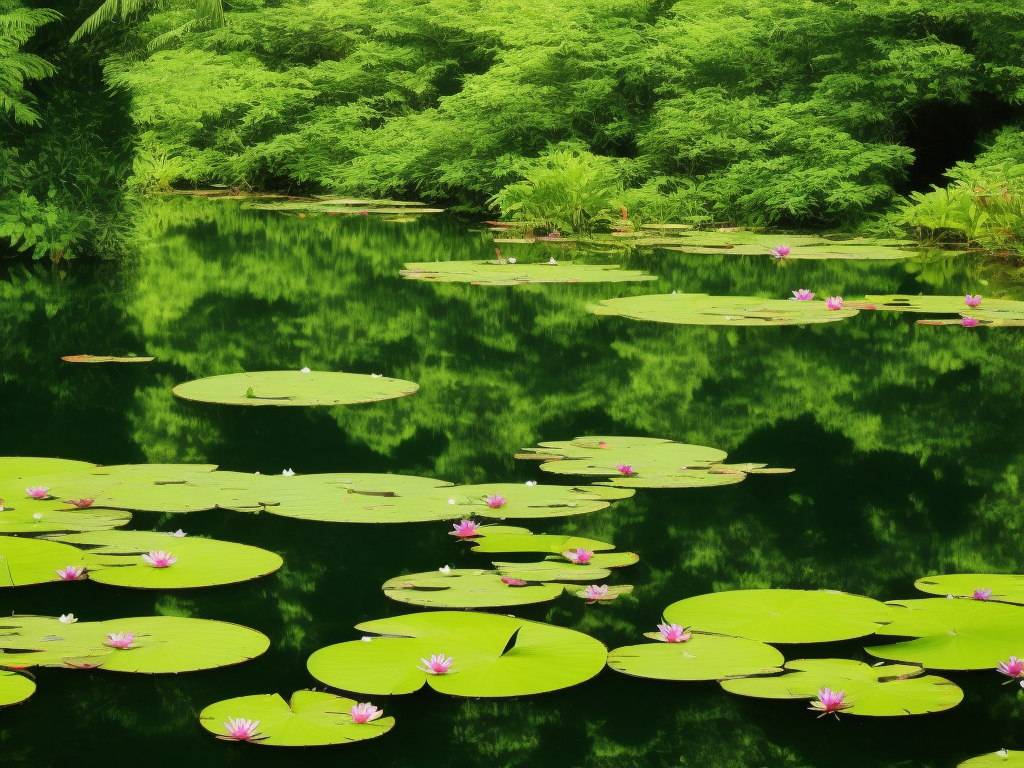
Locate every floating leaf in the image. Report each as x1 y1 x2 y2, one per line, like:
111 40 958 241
608 634 783 681
383 569 566 608
0 536 86 587
915 574 1024 605
426 483 633 519
465 527 616 555
721 658 963 716
400 260 657 285
173 371 419 407
199 690 394 747
0 457 97 479
958 750 1024 767
0 507 131 534
54 531 282 589
865 599 1024 670
592 294 858 325
61 355 154 363
307 611 606 697
492 559 612 582
0 670 35 706
664 589 891 643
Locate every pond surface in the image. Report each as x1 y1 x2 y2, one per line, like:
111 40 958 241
1 197 1023 767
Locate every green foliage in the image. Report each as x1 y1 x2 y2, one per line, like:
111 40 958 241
0 5 59 125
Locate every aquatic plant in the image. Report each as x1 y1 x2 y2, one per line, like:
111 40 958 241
809 688 850 719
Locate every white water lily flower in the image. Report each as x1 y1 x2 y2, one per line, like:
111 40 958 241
508 257 516 264
548 257 557 264
59 614 77 624
32 513 41 521
361 636 373 642
171 529 186 538
525 481 537 487
999 749 1009 757
371 373 382 378
254 471 260 475
300 367 311 374
282 469 295 477
448 498 456 505
439 565 451 574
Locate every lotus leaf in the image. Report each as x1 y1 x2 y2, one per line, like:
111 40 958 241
592 294 858 325
400 260 657 285
865 599 1024 670
958 751 1024 767
493 560 612 582
720 658 963 716
0 670 35 706
199 690 395 747
307 611 606 697
424 483 633 520
173 371 419 407
61 355 154 363
0 536 86 587
664 589 891 643
915 574 1024 604
55 530 282 589
0 615 269 673
383 569 566 608
608 634 783 681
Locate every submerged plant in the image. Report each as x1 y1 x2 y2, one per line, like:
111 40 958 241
809 687 851 718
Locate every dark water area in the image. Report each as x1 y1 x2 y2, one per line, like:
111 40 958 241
2 197 1024 767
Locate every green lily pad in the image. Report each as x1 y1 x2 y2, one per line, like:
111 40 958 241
427 483 633 520
0 536 86 587
0 670 35 706
0 507 132 534
199 690 395 746
720 658 963 716
958 751 1024 767
465 527 616 555
0 615 269 673
54 531 282 589
592 293 858 325
664 589 891 643
400 260 657 285
492 560 612 582
865 599 1024 670
915 574 1024 604
608 634 784 681
383 569 566 608
0 457 97 479
307 611 607 697
173 371 419 407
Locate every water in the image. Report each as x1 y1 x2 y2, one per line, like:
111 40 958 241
1 197 1023 767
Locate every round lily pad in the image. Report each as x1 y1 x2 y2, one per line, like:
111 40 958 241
0 457 97 479
307 611 607 698
914 574 1024 604
199 690 394 746
55 531 283 589
433 483 633 520
0 536 86 587
591 294 858 325
466 527 616 555
383 569 566 608
865 599 1024 670
663 589 891 643
400 260 658 285
493 560 612 582
720 658 963 716
0 507 132 534
0 670 35 706
958 751 1024 767
608 634 783 681
173 371 419 407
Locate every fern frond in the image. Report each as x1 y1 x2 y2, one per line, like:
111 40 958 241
70 0 148 43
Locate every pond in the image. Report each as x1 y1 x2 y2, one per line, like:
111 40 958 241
1 197 1023 767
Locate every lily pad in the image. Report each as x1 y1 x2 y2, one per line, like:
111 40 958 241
720 658 963 716
0 670 35 706
0 536 86 587
54 531 283 589
493 560 613 582
915 574 1024 604
0 507 131 534
608 634 784 681
173 371 419 407
383 569 566 608
865 599 1024 670
663 589 891 643
199 690 395 747
61 355 154 363
592 293 858 325
400 260 657 285
307 611 607 697
958 751 1024 767
0 457 98 479
425 483 633 520
465 527 616 555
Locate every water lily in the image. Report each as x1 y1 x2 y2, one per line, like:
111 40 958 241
104 632 135 649
59 614 77 624
141 550 178 568
809 687 851 718
438 565 451 575
998 656 1024 679
501 577 527 586
56 565 85 581
616 464 636 475
448 498 456 505
485 494 507 509
791 289 814 301
282 469 295 476
564 548 593 565
350 703 383 724
658 623 692 643
300 367 311 374
825 296 844 310
999 749 1009 758
548 257 557 264
25 486 50 499
33 513 42 521
450 520 478 538
583 585 609 603
525 480 537 486
66 499 95 508
418 654 453 675
771 244 790 258
974 587 993 601
598 441 610 449
171 529 186 537
965 294 982 307
0 499 4 511
223 717 260 741
508 257 517 264
962 317 979 327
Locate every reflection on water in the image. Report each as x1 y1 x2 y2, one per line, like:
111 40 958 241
1 197 1023 767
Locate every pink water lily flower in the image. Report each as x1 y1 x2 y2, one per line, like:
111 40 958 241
962 317 979 327
583 585 609 603
501 577 527 586
771 244 790 258
350 703 383 724
658 623 692 643
598 441 610 449
223 717 260 740
825 296 844 310
141 550 178 568
809 687 851 719
998 656 1024 679
66 499 94 508
965 294 982 307
56 565 85 581
485 494 507 509
791 289 814 301
450 520 478 538
104 632 135 649
25 486 50 499
974 587 992 600
418 654 453 675
564 548 593 565
616 464 636 475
